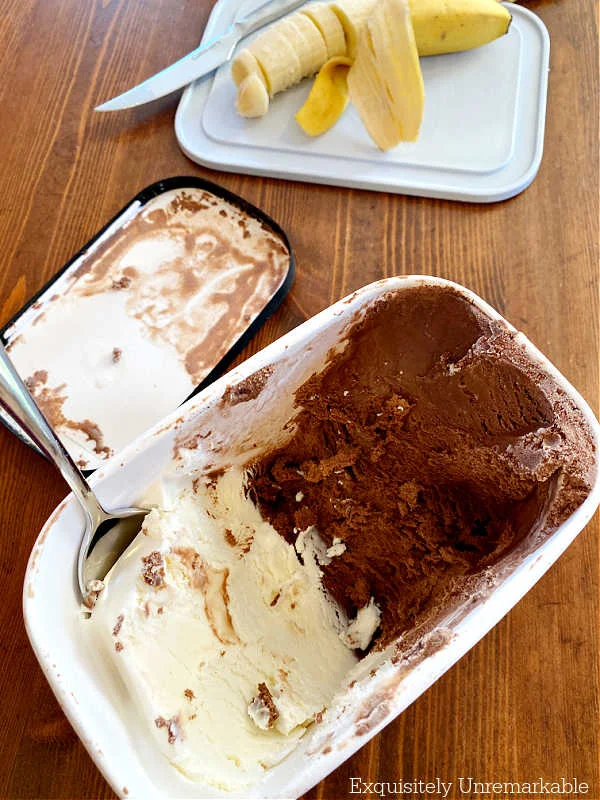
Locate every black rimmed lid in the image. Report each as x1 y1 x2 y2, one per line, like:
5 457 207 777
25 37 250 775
0 176 295 471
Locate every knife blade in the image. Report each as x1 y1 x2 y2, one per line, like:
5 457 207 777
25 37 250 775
95 0 307 112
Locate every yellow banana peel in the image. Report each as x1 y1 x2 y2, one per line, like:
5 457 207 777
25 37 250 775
410 0 511 56
348 0 425 150
295 57 353 136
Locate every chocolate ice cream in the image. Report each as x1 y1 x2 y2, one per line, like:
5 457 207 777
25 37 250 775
248 285 595 649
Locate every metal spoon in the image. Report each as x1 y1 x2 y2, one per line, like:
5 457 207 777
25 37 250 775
0 343 147 603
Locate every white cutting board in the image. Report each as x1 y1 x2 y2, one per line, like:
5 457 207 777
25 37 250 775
176 2 549 202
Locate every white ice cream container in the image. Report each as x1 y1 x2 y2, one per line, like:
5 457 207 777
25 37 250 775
23 276 600 799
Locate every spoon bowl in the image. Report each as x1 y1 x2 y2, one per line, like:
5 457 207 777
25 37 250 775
0 343 147 602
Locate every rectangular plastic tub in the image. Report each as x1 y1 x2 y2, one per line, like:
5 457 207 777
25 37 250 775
23 276 600 799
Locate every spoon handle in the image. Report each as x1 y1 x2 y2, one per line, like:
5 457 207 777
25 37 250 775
0 344 104 518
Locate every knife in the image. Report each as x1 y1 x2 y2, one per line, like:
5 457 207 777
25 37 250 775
95 0 307 112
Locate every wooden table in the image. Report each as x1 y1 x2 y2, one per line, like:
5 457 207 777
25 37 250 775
0 1 597 798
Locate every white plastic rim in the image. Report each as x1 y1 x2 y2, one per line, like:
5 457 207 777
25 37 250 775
23 277 600 799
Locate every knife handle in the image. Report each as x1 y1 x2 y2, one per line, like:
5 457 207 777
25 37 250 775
236 0 308 39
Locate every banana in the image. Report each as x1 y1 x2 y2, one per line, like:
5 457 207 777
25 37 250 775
232 0 512 122
232 9 328 109
281 14 328 77
236 74 270 117
302 3 347 59
330 0 510 59
411 0 511 56
330 0 377 59
231 49 266 89
295 56 353 136
347 0 424 149
249 24 303 95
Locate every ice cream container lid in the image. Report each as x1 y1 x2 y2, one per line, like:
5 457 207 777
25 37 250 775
0 176 295 471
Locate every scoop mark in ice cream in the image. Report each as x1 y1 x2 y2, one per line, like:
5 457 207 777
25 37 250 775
249 286 595 649
87 468 360 785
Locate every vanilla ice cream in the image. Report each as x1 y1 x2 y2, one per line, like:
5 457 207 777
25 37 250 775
87 468 374 791
2 185 291 469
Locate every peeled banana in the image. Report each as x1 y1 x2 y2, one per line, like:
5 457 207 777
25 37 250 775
301 3 347 59
231 49 266 89
348 0 424 149
232 2 335 108
250 23 303 95
295 56 353 136
236 73 270 118
231 0 512 129
284 14 328 77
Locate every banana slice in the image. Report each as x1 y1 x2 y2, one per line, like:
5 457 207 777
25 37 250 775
330 0 377 58
280 15 328 77
249 25 302 95
302 3 347 59
410 0 512 56
231 49 266 89
348 0 424 149
236 74 270 117
296 56 353 136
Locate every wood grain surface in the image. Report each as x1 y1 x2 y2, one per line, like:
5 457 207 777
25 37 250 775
0 1 597 798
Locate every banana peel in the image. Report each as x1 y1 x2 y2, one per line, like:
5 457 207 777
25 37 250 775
297 0 508 147
348 0 425 149
295 56 353 136
331 0 511 60
410 0 512 56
